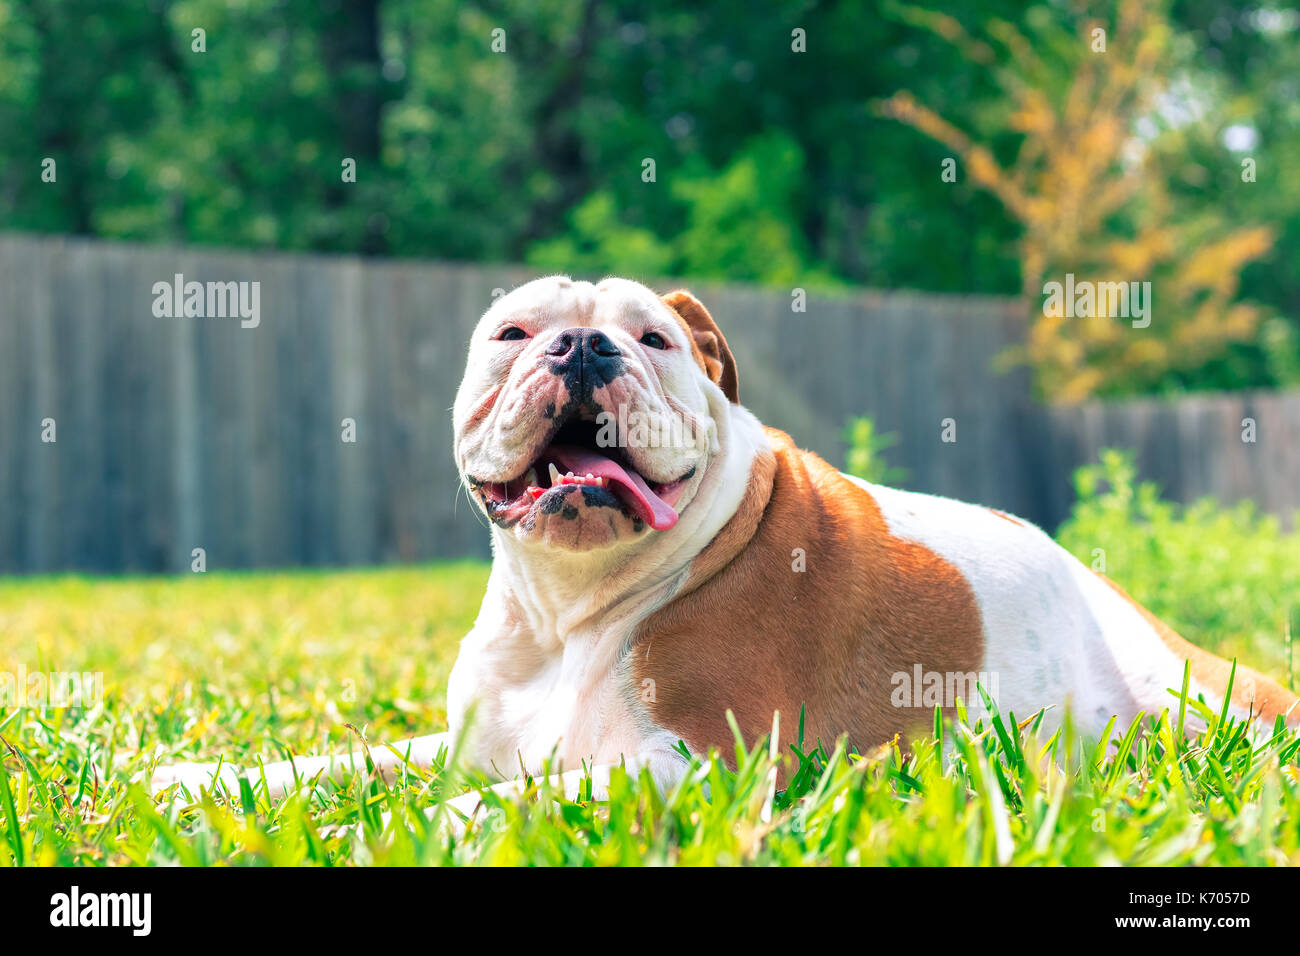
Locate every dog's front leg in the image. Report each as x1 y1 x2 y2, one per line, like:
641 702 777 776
150 731 454 802
440 765 615 830
437 750 689 833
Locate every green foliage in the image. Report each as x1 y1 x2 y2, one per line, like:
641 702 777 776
670 133 835 287
528 134 837 286
1057 449 1300 679
525 190 676 280
2 560 1297 865
5 0 1297 395
842 415 908 486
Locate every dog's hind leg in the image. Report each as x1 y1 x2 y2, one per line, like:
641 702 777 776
1086 571 1299 733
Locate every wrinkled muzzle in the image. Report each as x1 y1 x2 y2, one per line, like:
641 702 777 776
456 332 710 540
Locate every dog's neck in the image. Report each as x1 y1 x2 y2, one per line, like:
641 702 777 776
486 396 771 648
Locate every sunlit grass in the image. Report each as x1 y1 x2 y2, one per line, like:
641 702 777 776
1 563 1298 866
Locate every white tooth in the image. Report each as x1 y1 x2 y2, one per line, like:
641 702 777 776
586 473 594 480
565 471 575 482
524 467 538 487
548 463 561 485
593 477 604 487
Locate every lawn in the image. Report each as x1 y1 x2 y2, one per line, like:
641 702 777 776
1 550 1299 866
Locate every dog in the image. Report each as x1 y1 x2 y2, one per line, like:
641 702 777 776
153 276 1298 820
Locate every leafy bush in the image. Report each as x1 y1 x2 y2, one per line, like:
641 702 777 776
842 415 908 486
1057 449 1298 684
527 134 839 288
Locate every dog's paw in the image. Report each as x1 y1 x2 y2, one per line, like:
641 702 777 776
439 789 513 837
151 761 246 797
313 792 493 844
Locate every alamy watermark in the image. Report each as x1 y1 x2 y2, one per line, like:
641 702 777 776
890 665 999 709
1042 273 1151 328
49 886 151 936
151 273 261 328
0 665 104 708
594 405 711 457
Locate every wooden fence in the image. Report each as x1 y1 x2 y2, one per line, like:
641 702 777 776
1 233 1296 573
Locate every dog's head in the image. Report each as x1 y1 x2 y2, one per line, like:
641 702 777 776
453 276 739 551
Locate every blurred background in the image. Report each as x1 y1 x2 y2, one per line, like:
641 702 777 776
1 0 1299 576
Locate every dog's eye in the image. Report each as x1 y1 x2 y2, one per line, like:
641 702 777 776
496 327 528 342
640 332 667 350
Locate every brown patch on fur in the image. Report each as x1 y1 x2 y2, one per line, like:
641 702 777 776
987 509 1023 527
1093 572 1298 727
632 427 986 765
660 290 739 404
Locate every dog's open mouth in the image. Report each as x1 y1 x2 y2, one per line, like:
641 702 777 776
477 416 688 531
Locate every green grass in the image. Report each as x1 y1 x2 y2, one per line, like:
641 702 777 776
1 561 1298 865
1057 449 1300 675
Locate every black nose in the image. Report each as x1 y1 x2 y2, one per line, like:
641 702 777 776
545 328 620 358
544 327 625 392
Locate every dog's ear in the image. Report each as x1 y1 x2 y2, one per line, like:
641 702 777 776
660 290 739 404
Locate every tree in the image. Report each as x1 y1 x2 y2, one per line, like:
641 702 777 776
878 0 1277 400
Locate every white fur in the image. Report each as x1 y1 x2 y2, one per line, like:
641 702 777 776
846 477 1206 735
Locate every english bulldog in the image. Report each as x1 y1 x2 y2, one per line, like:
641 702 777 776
153 276 1298 820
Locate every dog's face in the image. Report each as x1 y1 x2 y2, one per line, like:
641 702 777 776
454 276 739 551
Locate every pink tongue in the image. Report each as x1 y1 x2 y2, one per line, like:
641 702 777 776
547 444 679 531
